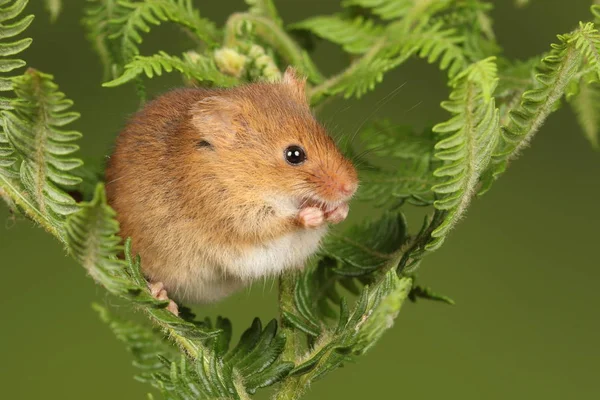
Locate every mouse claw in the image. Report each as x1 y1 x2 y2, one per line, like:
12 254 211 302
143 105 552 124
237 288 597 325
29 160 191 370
298 206 325 228
149 281 179 316
325 203 349 224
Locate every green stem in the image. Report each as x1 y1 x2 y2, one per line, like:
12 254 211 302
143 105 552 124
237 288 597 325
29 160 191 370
278 272 301 362
0 175 64 242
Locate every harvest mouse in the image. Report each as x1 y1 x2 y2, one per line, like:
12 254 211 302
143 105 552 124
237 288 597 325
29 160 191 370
105 67 358 314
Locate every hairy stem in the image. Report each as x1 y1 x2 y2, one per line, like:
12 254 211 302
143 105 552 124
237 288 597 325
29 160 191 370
0 175 63 241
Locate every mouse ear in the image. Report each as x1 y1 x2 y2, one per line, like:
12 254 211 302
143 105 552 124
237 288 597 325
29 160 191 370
191 96 242 145
282 66 307 102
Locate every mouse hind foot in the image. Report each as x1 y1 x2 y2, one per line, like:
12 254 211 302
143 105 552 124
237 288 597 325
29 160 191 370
149 281 179 316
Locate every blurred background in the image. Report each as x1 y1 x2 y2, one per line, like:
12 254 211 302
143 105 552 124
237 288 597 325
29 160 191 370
1 0 599 399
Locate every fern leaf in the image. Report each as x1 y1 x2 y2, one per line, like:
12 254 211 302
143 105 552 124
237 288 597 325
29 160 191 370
356 121 437 206
66 183 221 360
65 183 142 295
569 78 600 149
0 0 32 181
3 69 82 233
94 304 172 376
84 0 219 79
290 270 412 381
103 51 238 87
398 57 500 267
491 23 600 178
146 318 292 398
426 57 500 250
342 0 453 23
408 282 455 305
82 0 122 80
290 15 384 54
321 212 408 276
400 20 468 78
312 20 468 101
245 0 282 26
44 0 61 22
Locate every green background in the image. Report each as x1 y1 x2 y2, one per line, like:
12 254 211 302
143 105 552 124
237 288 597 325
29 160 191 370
1 0 599 399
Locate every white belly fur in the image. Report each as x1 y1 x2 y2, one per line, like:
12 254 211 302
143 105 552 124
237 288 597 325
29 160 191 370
227 226 328 280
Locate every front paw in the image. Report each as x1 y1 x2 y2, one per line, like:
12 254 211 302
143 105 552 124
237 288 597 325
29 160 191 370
297 207 325 228
325 203 349 224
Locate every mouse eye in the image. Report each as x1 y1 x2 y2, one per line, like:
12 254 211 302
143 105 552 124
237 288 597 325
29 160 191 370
284 145 306 166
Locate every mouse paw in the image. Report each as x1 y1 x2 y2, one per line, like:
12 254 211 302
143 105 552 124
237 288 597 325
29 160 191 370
149 281 179 316
325 203 349 224
298 207 325 228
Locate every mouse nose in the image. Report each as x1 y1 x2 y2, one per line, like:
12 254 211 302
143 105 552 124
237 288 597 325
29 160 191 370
340 182 357 197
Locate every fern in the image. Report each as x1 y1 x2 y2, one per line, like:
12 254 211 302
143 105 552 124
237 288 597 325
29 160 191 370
103 51 238 87
0 0 32 181
569 77 600 149
3 69 82 237
321 212 407 276
398 57 500 271
83 0 218 80
290 15 384 54
44 0 60 21
2 2 600 400
342 0 453 23
490 22 600 181
309 17 470 101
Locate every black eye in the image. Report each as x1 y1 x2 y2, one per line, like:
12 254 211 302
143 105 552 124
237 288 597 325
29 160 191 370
284 145 306 165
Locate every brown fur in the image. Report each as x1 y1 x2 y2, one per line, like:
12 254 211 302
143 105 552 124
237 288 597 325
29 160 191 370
105 68 358 303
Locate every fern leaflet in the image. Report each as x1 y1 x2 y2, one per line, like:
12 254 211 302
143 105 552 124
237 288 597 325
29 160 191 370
490 22 600 179
0 0 32 180
290 15 384 54
3 69 82 235
103 51 238 87
568 77 600 149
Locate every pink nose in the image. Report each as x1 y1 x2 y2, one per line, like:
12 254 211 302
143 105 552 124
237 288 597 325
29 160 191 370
340 182 357 197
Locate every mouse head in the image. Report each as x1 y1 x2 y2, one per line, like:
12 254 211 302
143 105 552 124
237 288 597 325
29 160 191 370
189 67 358 213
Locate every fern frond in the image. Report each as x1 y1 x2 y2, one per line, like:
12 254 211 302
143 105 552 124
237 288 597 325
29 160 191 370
2 69 82 234
66 183 221 356
311 20 469 101
44 0 61 22
342 0 453 24
103 51 238 87
491 23 600 178
288 270 412 381
85 0 219 79
94 304 172 377
144 318 292 398
397 57 500 269
290 15 384 54
82 0 122 80
245 0 282 26
398 20 469 79
321 212 407 276
425 57 500 250
569 78 600 149
0 0 33 180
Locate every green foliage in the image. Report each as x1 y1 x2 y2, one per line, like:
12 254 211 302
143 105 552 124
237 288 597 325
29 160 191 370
489 23 600 182
103 50 238 88
290 15 383 55
44 0 60 21
356 122 437 207
3 69 81 237
1 1 599 400
569 78 600 149
82 0 219 80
